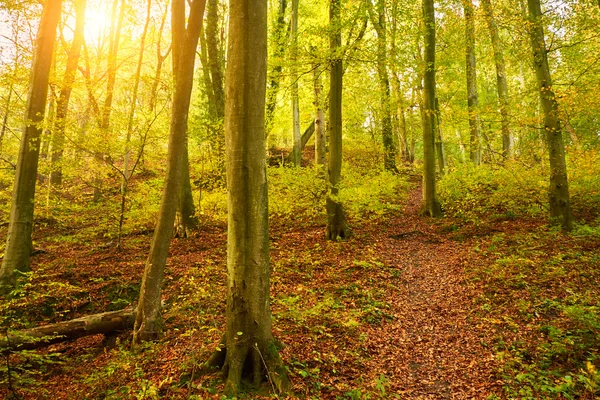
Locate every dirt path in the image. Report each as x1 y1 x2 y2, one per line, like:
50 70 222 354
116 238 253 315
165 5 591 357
359 185 501 398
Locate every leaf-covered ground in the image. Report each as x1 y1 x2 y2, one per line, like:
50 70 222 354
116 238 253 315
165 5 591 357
1 179 598 399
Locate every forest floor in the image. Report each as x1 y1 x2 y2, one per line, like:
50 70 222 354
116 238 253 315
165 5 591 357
1 176 599 399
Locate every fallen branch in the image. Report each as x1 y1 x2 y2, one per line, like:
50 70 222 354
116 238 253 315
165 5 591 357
0 307 136 353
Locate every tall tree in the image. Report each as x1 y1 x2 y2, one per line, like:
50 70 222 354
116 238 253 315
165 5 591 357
205 0 290 394
481 0 512 159
50 0 87 187
370 0 397 172
314 66 326 168
172 0 200 238
132 0 207 344
290 0 302 166
326 0 351 239
526 0 572 230
462 0 481 165
0 0 63 294
421 0 442 217
265 0 288 136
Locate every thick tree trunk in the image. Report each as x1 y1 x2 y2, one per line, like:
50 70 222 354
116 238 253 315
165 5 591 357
265 0 288 136
206 0 290 395
290 0 302 166
327 0 350 240
50 0 86 187
463 0 481 165
527 0 572 230
132 0 207 344
0 0 62 294
0 308 135 353
481 0 512 159
421 0 442 217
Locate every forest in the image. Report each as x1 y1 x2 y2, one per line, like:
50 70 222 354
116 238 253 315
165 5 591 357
0 0 599 398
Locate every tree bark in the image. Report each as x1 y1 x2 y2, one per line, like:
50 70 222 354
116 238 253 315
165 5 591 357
0 0 63 294
434 97 446 175
0 308 135 353
49 0 86 187
290 0 302 166
326 0 350 240
463 0 481 165
421 0 442 217
132 0 207 344
205 0 290 395
265 0 288 137
481 0 512 159
527 0 572 230
314 67 326 168
371 0 397 173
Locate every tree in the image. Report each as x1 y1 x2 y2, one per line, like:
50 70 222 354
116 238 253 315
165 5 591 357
204 0 290 394
326 0 351 240
290 0 302 166
370 0 398 173
481 0 512 159
421 0 442 217
314 65 326 168
265 0 288 136
0 0 63 294
462 0 481 165
526 0 572 230
132 0 207 344
50 0 86 187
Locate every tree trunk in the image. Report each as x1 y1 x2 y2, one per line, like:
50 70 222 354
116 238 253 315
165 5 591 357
527 0 572 230
314 67 326 168
148 4 170 112
132 0 207 345
372 0 397 173
172 0 201 238
327 0 350 240
463 0 481 165
49 0 86 187
421 0 442 217
205 0 290 395
434 97 446 175
481 0 512 159
0 308 135 353
0 0 63 294
290 0 302 166
265 0 288 137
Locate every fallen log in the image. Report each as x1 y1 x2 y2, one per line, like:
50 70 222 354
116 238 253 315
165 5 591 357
283 121 316 164
1 307 136 353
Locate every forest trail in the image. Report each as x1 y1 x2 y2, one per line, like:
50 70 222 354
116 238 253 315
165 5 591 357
359 183 501 398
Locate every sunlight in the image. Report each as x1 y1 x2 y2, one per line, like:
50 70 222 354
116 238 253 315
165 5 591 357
84 3 112 44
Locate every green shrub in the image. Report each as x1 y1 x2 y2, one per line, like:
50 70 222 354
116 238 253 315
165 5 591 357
438 162 547 223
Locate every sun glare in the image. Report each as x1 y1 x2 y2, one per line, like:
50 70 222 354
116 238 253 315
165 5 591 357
84 3 112 44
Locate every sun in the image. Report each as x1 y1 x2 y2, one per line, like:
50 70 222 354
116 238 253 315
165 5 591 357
84 2 113 44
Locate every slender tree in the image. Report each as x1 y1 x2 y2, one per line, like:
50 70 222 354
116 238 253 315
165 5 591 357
265 0 288 136
0 0 63 294
371 0 397 172
49 0 86 187
326 0 351 239
132 0 207 344
481 0 512 159
462 0 481 165
526 0 572 230
421 0 442 217
314 66 326 168
290 0 302 166
205 0 290 394
172 0 200 238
